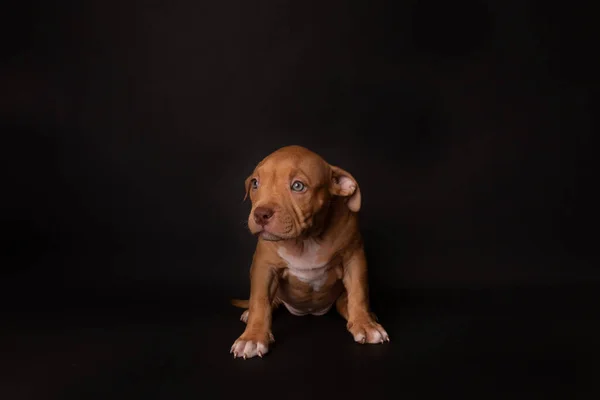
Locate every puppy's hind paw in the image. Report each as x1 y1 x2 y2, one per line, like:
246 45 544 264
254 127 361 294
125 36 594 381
240 310 249 323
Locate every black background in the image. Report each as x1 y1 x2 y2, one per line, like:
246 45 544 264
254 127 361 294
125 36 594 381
1 1 598 398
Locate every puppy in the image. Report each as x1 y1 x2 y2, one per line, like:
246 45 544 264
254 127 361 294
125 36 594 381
230 145 389 359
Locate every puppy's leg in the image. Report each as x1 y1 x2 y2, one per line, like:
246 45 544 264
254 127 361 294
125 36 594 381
336 291 378 323
231 262 278 359
241 295 281 324
341 247 389 344
335 291 349 320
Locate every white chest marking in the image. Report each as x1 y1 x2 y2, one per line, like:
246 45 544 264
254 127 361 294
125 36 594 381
277 240 329 291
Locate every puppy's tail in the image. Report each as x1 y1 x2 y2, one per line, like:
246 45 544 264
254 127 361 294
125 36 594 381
230 298 249 309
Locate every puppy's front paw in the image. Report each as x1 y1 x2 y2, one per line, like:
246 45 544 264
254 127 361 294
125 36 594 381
348 318 390 344
230 331 275 359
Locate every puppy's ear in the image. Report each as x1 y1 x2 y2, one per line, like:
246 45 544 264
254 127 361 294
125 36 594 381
243 175 253 201
329 165 361 212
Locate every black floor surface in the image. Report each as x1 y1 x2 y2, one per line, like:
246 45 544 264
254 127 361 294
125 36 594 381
1 284 598 399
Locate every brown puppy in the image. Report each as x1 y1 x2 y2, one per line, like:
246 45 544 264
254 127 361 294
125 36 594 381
230 145 389 359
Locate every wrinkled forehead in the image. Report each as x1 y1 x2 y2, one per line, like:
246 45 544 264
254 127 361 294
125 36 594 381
255 153 329 184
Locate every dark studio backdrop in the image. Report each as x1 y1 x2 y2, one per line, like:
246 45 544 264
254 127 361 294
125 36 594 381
2 0 596 299
1 0 598 397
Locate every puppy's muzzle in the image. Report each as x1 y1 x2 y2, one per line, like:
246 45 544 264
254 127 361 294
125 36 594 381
253 206 274 226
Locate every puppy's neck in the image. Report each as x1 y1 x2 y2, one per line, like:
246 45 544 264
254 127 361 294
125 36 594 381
276 236 319 256
321 196 356 234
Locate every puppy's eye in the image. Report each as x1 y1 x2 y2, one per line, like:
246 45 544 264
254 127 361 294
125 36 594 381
251 179 259 189
291 181 306 192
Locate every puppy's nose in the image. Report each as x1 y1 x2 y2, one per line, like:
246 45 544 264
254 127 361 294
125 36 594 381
254 206 274 226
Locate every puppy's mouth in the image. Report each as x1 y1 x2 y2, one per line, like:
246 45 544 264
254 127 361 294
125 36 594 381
252 226 296 241
258 231 284 241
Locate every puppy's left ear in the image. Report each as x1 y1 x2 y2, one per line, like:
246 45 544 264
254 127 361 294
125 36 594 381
329 165 361 212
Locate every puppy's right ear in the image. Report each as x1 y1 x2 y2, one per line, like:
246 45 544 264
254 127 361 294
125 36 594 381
243 175 253 201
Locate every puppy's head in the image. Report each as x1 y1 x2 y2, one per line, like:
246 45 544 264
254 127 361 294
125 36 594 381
244 145 361 241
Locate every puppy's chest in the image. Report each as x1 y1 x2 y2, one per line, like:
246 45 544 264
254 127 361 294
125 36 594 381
276 241 338 291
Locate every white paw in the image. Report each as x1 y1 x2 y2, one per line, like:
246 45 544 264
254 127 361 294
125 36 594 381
230 338 269 359
240 310 249 323
349 320 390 344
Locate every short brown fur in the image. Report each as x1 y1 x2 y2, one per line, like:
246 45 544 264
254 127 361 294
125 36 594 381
230 145 389 359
